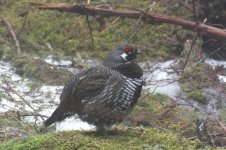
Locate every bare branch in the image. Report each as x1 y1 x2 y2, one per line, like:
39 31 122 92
1 18 21 54
216 119 226 133
2 78 45 121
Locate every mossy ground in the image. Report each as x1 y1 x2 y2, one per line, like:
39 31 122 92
0 127 207 150
180 63 219 92
187 91 206 104
0 0 225 149
178 62 220 103
0 111 37 142
0 93 212 149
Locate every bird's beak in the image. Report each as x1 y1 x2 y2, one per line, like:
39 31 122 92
135 46 142 55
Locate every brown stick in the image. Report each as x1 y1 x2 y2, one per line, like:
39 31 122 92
85 15 95 50
188 133 226 140
216 119 226 133
159 103 177 118
30 2 226 40
2 17 21 54
18 0 31 37
182 33 199 71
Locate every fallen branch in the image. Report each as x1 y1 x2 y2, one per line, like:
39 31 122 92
2 17 21 54
188 133 226 140
30 2 226 40
20 113 48 118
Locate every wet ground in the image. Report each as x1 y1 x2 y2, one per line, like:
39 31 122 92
0 56 226 132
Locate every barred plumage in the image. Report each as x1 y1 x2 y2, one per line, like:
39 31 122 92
44 43 143 131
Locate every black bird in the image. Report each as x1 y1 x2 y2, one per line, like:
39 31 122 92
44 43 143 132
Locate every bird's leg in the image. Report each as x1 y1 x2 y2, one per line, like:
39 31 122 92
96 125 106 135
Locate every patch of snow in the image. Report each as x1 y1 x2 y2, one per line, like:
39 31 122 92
218 75 226 83
11 74 22 81
205 58 226 83
0 99 17 112
0 61 12 74
44 55 71 66
60 60 72 66
56 117 95 131
0 60 92 131
205 58 226 69
144 60 180 98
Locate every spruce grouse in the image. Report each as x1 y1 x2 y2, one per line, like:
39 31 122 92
44 43 143 131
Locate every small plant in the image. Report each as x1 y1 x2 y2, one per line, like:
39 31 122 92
187 91 207 103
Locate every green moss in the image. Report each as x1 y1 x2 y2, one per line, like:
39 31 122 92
0 128 204 150
126 93 172 126
187 91 206 103
0 0 191 61
219 108 226 123
0 111 37 142
180 63 218 92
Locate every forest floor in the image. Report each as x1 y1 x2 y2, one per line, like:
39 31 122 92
1 0 226 149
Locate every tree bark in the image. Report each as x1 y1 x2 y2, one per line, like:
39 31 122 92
30 2 226 41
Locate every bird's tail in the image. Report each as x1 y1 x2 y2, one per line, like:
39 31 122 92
44 106 67 127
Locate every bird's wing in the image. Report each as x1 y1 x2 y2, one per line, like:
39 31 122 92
44 66 113 126
59 66 115 105
71 67 113 100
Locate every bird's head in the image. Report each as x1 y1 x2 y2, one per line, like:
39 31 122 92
117 43 139 61
104 43 140 67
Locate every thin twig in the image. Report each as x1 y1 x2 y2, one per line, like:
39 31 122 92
2 17 21 54
127 2 156 43
192 0 198 24
138 92 150 101
188 136 198 140
6 112 34 131
216 119 226 133
2 78 45 121
18 0 31 37
20 113 48 118
182 33 199 71
101 17 120 33
159 103 177 118
178 0 193 12
86 15 95 50
196 43 226 64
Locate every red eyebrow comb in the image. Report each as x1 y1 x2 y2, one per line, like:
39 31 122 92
123 45 133 53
